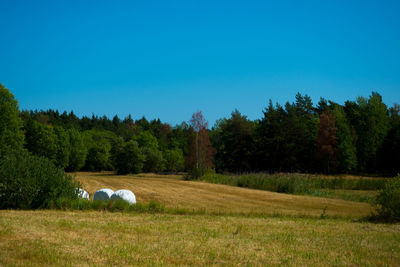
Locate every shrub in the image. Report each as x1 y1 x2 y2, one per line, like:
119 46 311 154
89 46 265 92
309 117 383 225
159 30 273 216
0 150 79 209
376 175 400 221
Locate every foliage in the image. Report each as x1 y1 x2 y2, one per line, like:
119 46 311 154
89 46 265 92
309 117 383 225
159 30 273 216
142 147 164 173
253 94 319 172
66 129 87 171
0 149 79 209
315 112 338 173
115 140 145 174
377 104 400 175
24 119 58 164
331 104 357 172
163 148 184 172
346 92 390 172
3 85 398 175
186 111 215 177
211 110 256 172
53 126 70 168
83 129 116 171
376 175 400 221
135 131 159 150
0 84 24 156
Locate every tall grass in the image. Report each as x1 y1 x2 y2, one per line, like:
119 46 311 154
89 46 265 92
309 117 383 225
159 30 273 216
51 198 166 213
201 173 385 194
50 198 214 215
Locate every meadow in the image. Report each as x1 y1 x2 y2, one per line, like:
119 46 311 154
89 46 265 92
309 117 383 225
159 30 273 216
0 172 399 266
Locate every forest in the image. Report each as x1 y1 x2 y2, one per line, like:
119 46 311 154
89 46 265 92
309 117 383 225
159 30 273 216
1 83 399 176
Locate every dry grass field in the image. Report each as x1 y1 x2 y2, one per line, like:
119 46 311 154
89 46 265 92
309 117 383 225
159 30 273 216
74 172 372 218
1 172 398 266
1 210 399 266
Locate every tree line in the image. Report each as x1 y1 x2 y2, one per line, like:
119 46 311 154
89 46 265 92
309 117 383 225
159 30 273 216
211 93 399 175
1 83 399 176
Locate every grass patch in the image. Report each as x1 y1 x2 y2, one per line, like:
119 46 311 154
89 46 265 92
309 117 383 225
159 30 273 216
52 198 167 214
304 189 378 203
201 172 385 202
202 172 385 192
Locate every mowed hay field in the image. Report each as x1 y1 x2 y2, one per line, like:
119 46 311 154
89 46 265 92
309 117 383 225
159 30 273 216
1 211 399 266
1 172 399 266
75 172 372 218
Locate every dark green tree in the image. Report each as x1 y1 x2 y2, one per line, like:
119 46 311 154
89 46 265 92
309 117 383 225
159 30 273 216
211 110 256 172
331 104 357 172
163 148 184 172
315 112 338 173
115 140 145 174
254 100 287 171
0 84 24 155
135 131 159 150
142 147 164 173
255 94 319 172
346 92 390 172
378 104 400 175
83 129 115 171
167 122 190 156
66 129 87 171
24 119 58 164
54 126 70 169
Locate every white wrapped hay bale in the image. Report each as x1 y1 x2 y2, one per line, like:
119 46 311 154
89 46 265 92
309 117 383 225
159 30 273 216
93 188 114 201
77 188 89 199
111 189 136 204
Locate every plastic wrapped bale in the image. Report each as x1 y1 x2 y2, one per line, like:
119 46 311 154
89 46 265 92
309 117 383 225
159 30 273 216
111 189 136 204
77 188 90 199
93 188 114 201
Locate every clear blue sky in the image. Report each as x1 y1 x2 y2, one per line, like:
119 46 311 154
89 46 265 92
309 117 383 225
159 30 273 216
1 0 399 126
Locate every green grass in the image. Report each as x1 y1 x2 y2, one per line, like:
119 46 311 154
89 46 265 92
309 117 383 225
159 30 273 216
0 210 399 266
304 189 378 203
201 172 385 203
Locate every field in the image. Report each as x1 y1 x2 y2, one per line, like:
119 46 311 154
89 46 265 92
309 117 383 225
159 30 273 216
1 172 399 266
74 172 372 218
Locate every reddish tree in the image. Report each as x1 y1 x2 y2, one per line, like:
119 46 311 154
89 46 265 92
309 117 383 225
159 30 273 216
186 111 215 176
315 112 338 173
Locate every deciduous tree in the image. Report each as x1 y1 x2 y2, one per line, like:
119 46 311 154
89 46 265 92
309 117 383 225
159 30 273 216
186 111 215 177
315 112 338 173
0 84 24 155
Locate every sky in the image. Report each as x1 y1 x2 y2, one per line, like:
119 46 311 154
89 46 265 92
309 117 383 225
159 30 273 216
0 0 399 126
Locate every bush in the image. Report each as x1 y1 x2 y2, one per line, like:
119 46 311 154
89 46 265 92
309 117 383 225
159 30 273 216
376 175 400 221
0 150 79 209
